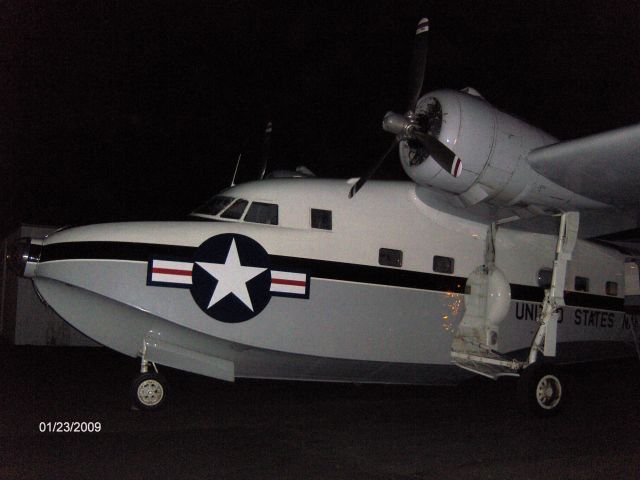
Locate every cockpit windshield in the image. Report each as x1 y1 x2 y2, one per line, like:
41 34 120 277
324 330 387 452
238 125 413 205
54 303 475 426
221 199 249 220
192 196 234 216
191 195 279 226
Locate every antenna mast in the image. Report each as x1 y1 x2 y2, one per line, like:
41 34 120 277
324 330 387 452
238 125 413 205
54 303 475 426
230 153 241 187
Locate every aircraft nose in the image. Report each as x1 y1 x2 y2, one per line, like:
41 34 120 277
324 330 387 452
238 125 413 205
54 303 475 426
6 237 42 278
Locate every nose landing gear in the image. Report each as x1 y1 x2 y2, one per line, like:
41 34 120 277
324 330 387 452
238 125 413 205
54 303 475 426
131 345 168 411
131 371 168 410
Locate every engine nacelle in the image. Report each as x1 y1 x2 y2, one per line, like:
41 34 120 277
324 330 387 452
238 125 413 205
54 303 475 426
399 89 607 211
401 88 554 199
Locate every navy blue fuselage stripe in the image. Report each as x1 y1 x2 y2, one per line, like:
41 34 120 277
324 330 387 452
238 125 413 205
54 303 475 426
269 255 466 294
41 241 194 262
39 241 625 311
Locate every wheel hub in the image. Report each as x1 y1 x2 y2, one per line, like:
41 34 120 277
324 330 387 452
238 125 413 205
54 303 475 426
137 379 164 407
536 374 562 409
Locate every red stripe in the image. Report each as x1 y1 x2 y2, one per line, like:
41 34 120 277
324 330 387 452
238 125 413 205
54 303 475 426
453 158 462 177
416 18 429 32
271 278 306 287
152 267 192 277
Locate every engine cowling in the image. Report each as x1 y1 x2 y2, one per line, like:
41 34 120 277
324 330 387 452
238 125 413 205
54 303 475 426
401 88 552 197
399 89 605 211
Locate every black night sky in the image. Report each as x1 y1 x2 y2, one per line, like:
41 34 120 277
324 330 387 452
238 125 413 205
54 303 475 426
2 0 639 236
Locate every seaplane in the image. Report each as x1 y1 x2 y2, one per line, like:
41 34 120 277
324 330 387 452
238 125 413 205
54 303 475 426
8 17 640 415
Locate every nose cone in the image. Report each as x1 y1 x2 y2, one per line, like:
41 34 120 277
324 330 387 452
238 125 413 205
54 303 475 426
6 237 42 277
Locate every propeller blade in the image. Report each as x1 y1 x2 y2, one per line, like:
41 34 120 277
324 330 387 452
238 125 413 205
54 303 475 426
412 130 462 177
382 111 462 177
406 17 430 113
349 139 400 198
259 121 272 180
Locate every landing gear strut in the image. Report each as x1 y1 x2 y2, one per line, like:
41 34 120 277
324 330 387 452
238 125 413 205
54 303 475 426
451 212 579 417
131 342 168 410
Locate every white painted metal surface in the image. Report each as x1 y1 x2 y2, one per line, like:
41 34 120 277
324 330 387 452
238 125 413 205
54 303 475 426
397 89 609 213
528 123 640 208
20 179 635 383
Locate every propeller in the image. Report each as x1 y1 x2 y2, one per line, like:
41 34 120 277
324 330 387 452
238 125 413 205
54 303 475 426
406 17 430 113
348 139 399 198
349 17 462 198
259 121 273 180
382 112 461 177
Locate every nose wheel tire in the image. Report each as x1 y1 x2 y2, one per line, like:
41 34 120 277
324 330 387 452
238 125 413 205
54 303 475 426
517 365 566 417
131 372 168 411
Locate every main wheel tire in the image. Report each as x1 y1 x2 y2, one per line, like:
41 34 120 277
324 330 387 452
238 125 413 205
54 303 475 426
131 372 168 411
517 365 566 417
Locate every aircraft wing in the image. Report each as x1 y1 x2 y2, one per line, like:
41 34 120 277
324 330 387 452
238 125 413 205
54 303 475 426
527 123 640 208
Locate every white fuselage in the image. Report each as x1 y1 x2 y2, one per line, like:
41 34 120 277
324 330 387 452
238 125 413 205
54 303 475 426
29 179 635 384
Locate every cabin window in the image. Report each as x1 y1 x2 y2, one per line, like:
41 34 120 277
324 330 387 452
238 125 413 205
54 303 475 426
606 281 618 296
433 256 454 274
221 199 248 220
245 202 279 225
575 276 589 292
193 196 234 216
311 209 332 230
537 268 553 288
379 248 402 268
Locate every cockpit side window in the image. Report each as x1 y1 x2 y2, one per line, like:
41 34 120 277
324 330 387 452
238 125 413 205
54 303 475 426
245 202 279 225
193 196 234 216
311 209 332 230
221 199 249 220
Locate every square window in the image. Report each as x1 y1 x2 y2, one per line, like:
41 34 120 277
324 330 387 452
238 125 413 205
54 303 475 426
311 209 332 230
606 281 618 296
245 202 278 225
538 268 553 288
379 248 402 267
575 276 589 292
433 256 454 274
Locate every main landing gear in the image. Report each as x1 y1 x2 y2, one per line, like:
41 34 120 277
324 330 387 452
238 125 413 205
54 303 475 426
451 212 579 417
131 345 168 411
517 363 567 417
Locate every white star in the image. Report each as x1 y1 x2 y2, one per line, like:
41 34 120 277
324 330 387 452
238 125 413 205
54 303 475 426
196 239 267 311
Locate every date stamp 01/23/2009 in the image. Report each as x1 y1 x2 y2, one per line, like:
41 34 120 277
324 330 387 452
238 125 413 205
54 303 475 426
38 421 102 433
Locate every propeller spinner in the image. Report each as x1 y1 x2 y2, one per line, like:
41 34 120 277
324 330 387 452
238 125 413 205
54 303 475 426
349 17 462 198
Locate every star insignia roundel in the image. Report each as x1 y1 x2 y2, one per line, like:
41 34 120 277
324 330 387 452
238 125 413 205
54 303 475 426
190 234 272 323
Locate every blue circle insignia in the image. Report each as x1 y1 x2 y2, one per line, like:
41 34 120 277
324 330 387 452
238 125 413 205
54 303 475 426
190 234 272 323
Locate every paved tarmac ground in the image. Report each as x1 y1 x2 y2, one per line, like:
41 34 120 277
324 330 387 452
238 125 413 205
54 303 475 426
0 345 639 480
